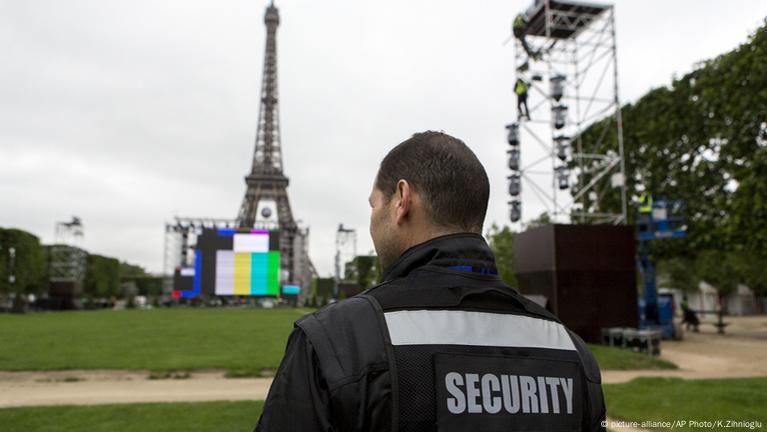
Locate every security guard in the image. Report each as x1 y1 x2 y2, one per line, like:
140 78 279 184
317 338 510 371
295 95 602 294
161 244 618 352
255 131 606 431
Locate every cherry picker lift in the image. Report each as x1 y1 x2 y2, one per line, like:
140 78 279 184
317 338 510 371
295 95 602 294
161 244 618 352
636 193 686 339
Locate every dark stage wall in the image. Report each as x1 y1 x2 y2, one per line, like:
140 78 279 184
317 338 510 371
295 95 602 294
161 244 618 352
513 224 639 342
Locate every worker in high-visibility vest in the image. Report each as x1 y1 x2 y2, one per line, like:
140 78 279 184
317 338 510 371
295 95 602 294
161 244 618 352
512 13 537 59
638 192 653 228
513 14 526 37
515 77 530 120
639 192 653 213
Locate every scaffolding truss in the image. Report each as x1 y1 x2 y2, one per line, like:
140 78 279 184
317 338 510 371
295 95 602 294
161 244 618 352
334 224 357 290
49 245 87 283
162 217 237 277
49 217 87 283
163 216 314 300
508 0 627 225
291 224 315 304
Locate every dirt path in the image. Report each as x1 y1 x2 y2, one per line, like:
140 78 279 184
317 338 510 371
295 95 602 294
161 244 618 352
1 316 766 409
0 370 273 408
602 315 767 383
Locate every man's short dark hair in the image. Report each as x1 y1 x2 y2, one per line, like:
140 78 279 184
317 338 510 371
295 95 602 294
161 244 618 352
376 131 490 233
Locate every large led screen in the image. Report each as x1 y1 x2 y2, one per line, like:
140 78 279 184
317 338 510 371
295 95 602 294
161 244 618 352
213 228 280 296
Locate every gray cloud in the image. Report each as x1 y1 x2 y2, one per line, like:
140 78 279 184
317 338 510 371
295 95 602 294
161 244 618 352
1 0 766 276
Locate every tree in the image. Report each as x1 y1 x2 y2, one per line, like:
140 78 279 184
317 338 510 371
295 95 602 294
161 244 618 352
694 250 740 300
731 252 767 297
307 277 318 307
344 255 381 291
524 212 552 231
133 277 163 297
576 19 767 290
485 223 517 287
657 256 697 292
119 261 148 278
119 261 163 297
313 277 335 303
83 254 120 298
0 228 48 311
727 149 767 279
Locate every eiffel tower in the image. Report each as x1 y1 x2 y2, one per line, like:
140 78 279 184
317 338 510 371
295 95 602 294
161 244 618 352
237 1 300 283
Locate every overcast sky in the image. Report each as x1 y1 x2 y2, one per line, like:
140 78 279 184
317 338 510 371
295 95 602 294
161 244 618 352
2 0 766 277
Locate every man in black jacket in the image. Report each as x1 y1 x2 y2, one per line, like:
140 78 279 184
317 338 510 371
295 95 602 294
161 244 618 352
255 131 606 431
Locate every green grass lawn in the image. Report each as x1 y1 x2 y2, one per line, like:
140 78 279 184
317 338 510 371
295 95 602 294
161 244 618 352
0 401 263 432
605 377 767 430
0 308 310 374
588 344 677 371
2 377 764 431
0 308 675 373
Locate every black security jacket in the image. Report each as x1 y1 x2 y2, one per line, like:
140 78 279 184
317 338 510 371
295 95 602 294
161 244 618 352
255 233 606 431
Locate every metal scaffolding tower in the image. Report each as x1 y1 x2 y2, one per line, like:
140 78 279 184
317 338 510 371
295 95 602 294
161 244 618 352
47 217 87 309
163 215 314 301
334 224 357 290
507 0 627 225
49 217 87 283
163 217 237 278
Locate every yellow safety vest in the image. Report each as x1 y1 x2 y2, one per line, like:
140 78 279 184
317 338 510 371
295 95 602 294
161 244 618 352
515 79 529 95
514 14 525 29
639 192 653 213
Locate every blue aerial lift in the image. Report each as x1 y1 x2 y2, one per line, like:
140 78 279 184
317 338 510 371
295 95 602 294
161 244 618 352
636 194 686 339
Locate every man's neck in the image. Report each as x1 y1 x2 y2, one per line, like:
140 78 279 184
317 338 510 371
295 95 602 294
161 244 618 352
400 225 464 254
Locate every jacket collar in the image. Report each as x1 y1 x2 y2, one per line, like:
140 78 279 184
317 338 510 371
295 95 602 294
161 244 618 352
380 232 498 283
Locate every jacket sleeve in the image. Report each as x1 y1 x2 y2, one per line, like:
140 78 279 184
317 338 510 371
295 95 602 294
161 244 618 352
255 327 335 432
567 329 606 431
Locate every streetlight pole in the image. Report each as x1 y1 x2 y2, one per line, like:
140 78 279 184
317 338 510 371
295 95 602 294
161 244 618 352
8 247 15 287
8 247 22 313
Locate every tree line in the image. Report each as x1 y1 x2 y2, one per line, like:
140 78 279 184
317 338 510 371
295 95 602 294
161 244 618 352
0 227 162 304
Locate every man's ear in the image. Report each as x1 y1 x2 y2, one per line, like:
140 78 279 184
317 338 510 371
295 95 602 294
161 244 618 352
395 179 411 225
